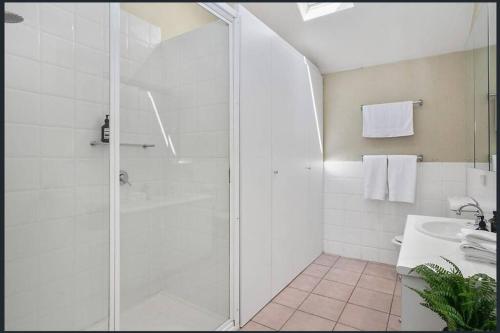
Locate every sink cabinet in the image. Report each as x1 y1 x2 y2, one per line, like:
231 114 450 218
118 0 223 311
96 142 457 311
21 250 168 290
400 274 446 331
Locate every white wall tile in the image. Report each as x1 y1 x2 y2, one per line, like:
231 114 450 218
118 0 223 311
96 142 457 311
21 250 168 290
41 32 74 68
5 158 40 191
323 161 468 265
41 128 74 157
41 63 74 98
75 16 103 50
38 188 75 220
75 45 104 76
76 72 104 103
5 55 40 92
5 24 40 60
5 191 39 227
40 4 74 41
41 159 75 188
5 89 40 125
5 124 40 157
41 95 75 127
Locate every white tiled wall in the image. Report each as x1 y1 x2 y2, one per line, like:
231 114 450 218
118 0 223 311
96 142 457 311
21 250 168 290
5 3 110 331
466 167 497 217
323 161 470 265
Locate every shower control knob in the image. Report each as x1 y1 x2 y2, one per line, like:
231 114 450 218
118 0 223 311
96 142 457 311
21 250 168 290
119 170 131 186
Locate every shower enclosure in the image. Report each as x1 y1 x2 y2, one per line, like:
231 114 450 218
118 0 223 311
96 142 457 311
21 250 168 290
4 2 238 331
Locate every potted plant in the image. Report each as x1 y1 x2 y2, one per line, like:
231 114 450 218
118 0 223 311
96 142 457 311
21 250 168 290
408 257 496 331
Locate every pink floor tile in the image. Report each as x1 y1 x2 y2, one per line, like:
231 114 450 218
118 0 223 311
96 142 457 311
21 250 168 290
387 315 401 331
333 323 360 331
241 321 275 331
313 279 354 302
252 302 294 330
281 310 336 331
391 296 401 316
324 268 361 286
273 287 309 309
302 263 330 278
357 274 396 295
363 262 398 280
348 287 393 313
334 257 367 273
289 274 321 292
299 294 346 321
314 253 339 267
339 303 389 331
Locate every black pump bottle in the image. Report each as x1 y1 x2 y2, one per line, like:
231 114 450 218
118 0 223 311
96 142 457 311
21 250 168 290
101 115 110 143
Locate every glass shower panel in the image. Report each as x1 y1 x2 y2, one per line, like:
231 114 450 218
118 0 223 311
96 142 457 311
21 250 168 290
4 2 110 331
118 3 230 331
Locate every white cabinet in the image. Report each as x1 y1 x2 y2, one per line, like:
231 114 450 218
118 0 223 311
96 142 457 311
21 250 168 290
239 7 324 324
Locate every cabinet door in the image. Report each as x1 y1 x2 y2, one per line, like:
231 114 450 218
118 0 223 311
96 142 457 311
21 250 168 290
306 61 324 261
270 38 309 295
239 7 273 324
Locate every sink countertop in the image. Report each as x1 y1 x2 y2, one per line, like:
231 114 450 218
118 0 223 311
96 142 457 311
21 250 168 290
397 215 496 279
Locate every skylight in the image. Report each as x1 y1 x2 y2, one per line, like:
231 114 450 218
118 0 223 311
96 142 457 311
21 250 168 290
297 2 354 21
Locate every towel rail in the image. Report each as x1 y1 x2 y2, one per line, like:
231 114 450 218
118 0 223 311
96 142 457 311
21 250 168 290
362 154 423 162
360 99 423 111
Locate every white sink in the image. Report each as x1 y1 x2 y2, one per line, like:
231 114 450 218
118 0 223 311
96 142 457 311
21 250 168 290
415 219 474 242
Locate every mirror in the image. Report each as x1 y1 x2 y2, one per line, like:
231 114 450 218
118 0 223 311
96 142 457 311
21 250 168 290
465 3 496 171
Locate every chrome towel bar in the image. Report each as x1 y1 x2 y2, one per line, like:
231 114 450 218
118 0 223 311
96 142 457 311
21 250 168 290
361 99 423 111
362 154 423 162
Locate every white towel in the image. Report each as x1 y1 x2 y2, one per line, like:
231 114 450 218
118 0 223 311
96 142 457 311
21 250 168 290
388 155 417 203
363 155 387 200
460 242 496 264
362 101 414 138
460 228 497 252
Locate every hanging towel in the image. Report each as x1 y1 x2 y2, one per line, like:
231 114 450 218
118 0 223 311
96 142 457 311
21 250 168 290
388 155 417 203
363 155 388 200
362 101 414 138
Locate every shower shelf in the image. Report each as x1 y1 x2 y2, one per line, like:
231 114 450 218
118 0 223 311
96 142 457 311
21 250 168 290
89 140 155 148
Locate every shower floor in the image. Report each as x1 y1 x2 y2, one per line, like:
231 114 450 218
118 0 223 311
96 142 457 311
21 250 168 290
87 290 227 331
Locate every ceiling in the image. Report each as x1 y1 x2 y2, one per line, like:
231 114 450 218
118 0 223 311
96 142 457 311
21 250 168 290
242 2 475 74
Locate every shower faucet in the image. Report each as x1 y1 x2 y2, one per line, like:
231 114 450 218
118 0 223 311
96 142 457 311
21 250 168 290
119 170 131 186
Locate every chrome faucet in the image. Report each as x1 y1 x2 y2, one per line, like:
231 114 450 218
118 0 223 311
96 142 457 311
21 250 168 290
456 200 485 228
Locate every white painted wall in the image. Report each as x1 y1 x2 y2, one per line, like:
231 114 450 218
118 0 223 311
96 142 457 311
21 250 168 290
323 162 471 265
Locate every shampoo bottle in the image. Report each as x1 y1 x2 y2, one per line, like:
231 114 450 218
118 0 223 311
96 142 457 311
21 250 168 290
101 115 110 143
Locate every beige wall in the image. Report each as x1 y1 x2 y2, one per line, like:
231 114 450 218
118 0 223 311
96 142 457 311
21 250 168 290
324 50 473 162
121 3 216 41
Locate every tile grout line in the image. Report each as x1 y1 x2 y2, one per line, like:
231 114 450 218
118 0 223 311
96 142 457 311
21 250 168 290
334 259 369 330
276 255 329 330
385 273 400 330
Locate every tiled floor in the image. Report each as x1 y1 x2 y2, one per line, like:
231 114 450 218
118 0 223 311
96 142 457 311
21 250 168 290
241 253 402 331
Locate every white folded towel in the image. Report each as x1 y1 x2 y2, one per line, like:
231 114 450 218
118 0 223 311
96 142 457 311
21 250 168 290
460 242 496 264
388 155 417 203
460 228 497 252
362 101 414 138
363 155 387 200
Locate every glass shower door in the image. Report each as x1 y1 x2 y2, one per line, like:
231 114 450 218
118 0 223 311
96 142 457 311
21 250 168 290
4 2 111 330
117 3 230 330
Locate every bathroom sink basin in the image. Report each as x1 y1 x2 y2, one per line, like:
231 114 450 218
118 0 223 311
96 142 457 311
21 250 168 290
415 220 474 242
